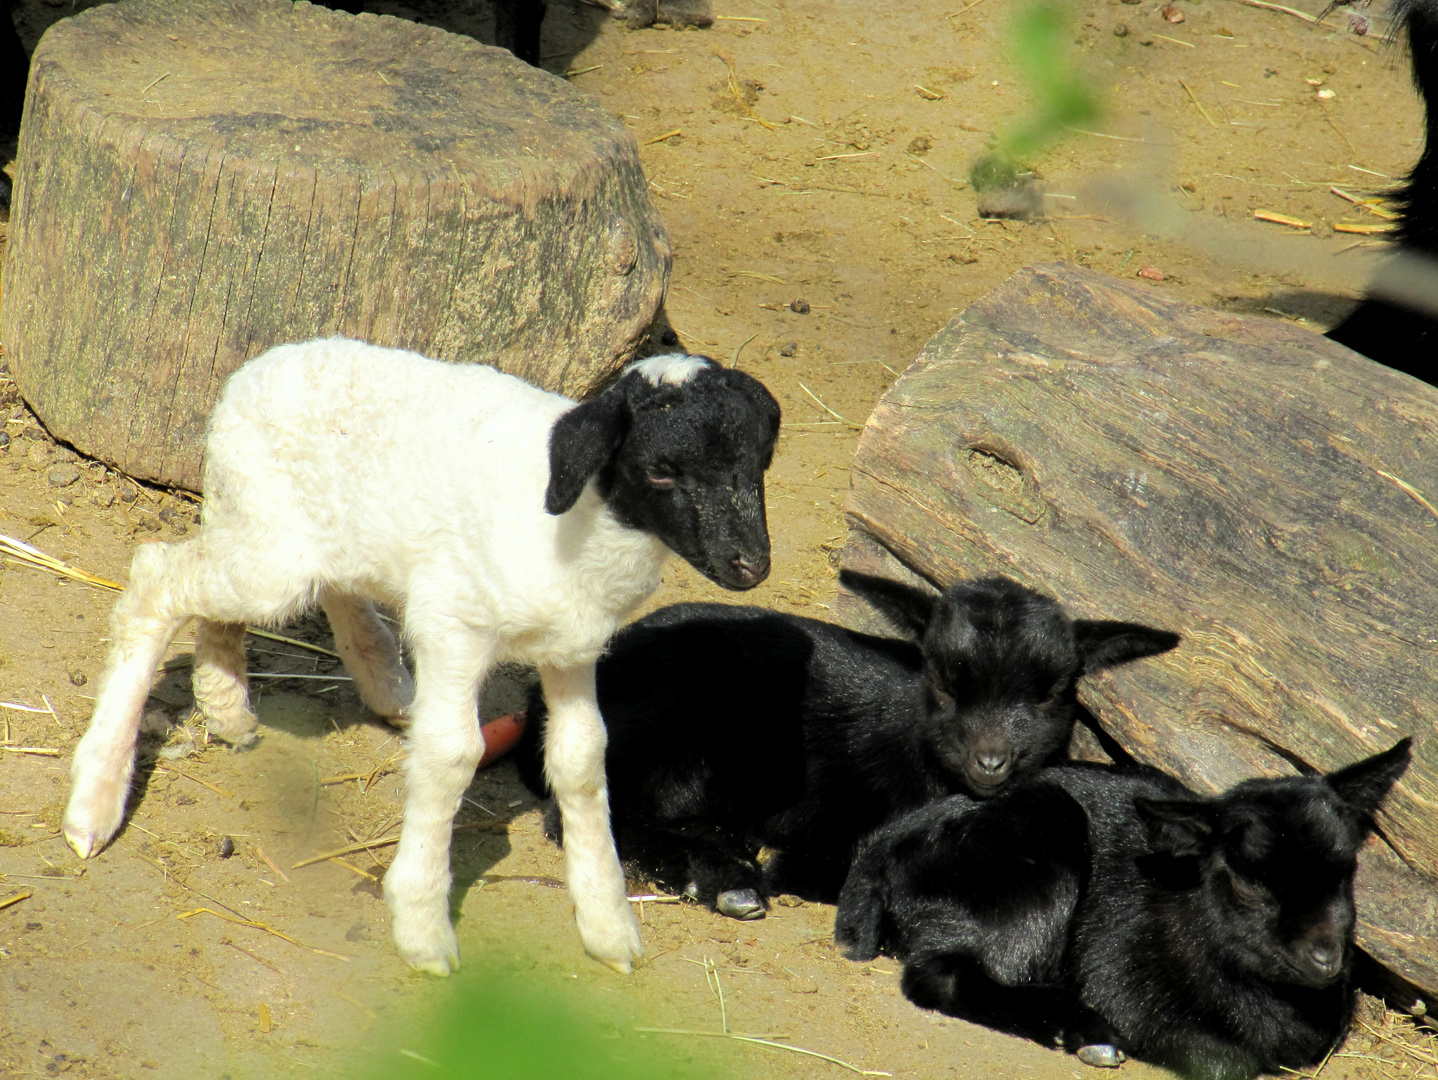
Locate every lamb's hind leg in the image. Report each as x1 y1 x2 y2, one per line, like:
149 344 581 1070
64 542 195 858
320 589 413 722
66 539 307 859
192 620 258 745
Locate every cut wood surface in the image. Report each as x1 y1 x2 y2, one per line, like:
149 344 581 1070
837 262 1438 994
1 0 670 490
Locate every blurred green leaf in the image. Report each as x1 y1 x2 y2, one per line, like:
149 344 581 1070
971 0 1102 191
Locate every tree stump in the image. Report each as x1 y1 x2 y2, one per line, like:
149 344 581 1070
0 0 670 491
838 262 1438 995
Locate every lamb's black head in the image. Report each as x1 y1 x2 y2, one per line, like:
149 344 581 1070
1135 738 1412 989
546 354 781 590
840 570 1180 797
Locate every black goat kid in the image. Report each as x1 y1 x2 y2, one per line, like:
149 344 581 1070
517 571 1178 919
836 741 1413 1080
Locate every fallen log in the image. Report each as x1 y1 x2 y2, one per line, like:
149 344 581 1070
838 262 1438 995
0 0 670 490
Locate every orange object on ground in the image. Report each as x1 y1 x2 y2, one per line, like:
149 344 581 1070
478 711 527 769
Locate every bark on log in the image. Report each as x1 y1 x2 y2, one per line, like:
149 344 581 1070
0 0 670 491
838 262 1438 995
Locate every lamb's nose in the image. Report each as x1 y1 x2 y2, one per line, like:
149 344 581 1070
731 554 770 586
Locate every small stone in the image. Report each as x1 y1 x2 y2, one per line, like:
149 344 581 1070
790 298 811 314
92 488 115 508
119 486 138 504
1137 266 1166 281
68 670 88 687
1316 88 1336 100
142 515 162 533
1160 3 1185 22
47 464 81 488
0 431 9 450
218 836 235 858
906 135 932 155
1114 22 1129 36
779 342 798 357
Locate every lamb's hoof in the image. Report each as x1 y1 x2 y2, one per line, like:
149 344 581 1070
62 823 103 860
578 915 644 974
1077 1044 1124 1069
391 910 461 975
716 889 766 920
62 786 126 859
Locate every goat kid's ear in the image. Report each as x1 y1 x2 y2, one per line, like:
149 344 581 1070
1326 737 1413 821
1134 797 1216 857
1073 620 1181 673
838 569 938 639
545 391 628 516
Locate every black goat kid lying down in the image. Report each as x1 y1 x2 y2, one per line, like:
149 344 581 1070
517 571 1179 919
836 740 1413 1080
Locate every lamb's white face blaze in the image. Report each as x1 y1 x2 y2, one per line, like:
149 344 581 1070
626 353 712 386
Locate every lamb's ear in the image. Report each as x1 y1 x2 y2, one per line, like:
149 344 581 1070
545 389 629 516
1073 621 1180 673
838 569 938 639
1326 738 1412 821
1134 797 1216 857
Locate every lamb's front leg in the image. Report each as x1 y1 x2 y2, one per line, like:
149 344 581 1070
383 624 490 975
540 661 642 973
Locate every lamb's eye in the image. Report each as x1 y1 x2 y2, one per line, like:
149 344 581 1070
646 466 676 489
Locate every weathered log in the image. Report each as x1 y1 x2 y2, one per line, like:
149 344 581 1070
838 262 1438 995
0 0 670 490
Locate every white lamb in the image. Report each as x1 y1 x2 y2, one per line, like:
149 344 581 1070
63 336 781 975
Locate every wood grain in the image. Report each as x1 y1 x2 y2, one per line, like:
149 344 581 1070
1 0 670 489
838 262 1438 994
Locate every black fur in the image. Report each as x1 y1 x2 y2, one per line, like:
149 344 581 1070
517 573 1178 914
836 741 1413 1080
1326 0 1438 382
1 0 25 142
545 355 780 591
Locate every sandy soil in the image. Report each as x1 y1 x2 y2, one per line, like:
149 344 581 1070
2 0 1436 1078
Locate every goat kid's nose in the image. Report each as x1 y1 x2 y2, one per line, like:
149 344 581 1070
1305 943 1342 978
974 750 1012 777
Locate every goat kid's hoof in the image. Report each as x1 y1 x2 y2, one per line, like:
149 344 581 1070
716 888 766 920
1077 1044 1125 1069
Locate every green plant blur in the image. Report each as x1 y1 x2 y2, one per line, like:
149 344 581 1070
970 0 1103 191
360 961 730 1080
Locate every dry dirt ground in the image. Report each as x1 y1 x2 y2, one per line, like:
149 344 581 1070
2 0 1438 1078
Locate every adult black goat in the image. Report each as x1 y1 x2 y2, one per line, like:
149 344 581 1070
836 740 1413 1080
517 571 1178 919
1327 0 1438 382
